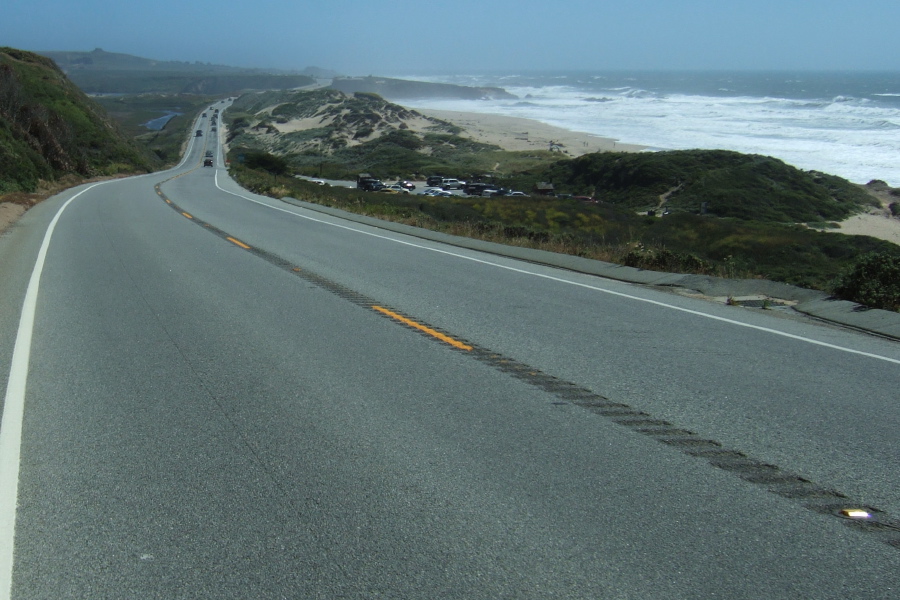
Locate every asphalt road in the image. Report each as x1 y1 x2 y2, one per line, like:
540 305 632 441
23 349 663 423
1 104 899 598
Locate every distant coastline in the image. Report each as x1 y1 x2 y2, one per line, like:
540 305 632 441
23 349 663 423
400 71 900 186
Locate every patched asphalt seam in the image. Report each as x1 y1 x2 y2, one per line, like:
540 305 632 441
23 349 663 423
157 184 900 551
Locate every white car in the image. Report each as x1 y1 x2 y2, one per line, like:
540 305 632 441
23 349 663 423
382 184 410 194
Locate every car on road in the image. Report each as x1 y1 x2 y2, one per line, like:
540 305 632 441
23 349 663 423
195 130 203 137
395 180 416 191
205 151 213 157
203 158 213 167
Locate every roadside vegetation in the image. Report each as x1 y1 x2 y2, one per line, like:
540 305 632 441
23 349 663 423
0 47 159 202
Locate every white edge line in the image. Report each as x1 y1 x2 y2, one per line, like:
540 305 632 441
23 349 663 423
0 182 106 599
212 177 900 366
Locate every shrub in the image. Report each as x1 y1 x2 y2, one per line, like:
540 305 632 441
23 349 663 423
831 252 900 311
622 245 712 274
244 151 289 175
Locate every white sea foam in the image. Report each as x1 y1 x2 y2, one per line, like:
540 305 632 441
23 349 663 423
402 74 900 186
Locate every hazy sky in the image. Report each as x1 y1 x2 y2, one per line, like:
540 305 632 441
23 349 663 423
4 0 900 74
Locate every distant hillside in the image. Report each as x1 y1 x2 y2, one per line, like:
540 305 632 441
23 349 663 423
229 88 463 150
0 47 158 195
330 76 516 101
225 88 525 178
38 48 319 95
535 150 878 223
42 48 260 73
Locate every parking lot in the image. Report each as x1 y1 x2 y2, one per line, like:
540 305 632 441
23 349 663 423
294 176 526 198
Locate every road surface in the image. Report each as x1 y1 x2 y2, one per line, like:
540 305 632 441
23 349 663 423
1 103 899 598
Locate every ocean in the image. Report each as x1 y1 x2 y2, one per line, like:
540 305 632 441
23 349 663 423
398 71 900 187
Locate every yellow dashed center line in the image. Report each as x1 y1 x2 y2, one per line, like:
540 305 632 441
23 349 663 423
372 306 472 351
182 212 193 219
227 236 251 249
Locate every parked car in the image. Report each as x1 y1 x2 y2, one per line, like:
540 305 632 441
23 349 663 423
426 175 444 187
396 180 416 190
195 130 203 137
357 177 384 191
441 178 463 190
464 182 501 195
383 184 411 194
508 191 529 197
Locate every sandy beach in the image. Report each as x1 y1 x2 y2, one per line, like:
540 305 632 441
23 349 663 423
417 109 647 157
835 208 900 245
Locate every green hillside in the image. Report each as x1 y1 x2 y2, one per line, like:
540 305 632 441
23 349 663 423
0 47 158 195
530 150 878 223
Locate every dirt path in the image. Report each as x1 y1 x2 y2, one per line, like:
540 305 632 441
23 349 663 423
0 202 27 234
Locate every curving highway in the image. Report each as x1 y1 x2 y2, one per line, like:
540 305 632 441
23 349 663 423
1 101 899 598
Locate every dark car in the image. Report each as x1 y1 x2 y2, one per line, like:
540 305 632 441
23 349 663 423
426 175 443 187
203 158 214 167
464 182 493 195
195 130 203 137
357 177 384 191
396 180 416 191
